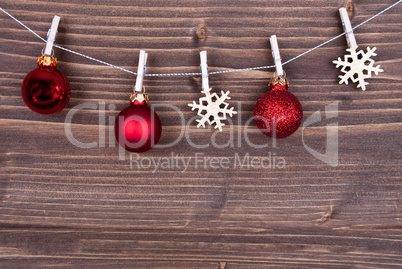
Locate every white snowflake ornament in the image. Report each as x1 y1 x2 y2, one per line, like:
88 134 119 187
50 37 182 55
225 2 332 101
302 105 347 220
188 89 237 131
190 50 237 131
333 8 384 91
333 47 384 91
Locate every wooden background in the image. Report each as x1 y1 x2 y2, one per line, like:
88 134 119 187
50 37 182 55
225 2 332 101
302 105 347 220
0 0 401 268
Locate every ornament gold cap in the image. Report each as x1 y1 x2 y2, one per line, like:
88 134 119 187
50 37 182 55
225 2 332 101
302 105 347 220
269 76 289 87
130 92 149 104
37 55 58 68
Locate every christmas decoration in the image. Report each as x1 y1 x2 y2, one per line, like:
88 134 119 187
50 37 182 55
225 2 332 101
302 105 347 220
21 16 70 114
114 50 162 153
188 51 237 131
333 47 383 91
333 7 384 91
254 35 303 139
115 92 162 153
254 76 303 138
188 89 237 132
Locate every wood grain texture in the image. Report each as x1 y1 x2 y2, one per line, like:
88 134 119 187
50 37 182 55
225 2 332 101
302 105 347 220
0 0 401 268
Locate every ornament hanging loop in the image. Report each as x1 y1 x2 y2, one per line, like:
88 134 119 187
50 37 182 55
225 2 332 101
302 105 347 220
270 35 284 77
43 15 60 56
134 50 148 93
200 50 210 93
339 7 358 50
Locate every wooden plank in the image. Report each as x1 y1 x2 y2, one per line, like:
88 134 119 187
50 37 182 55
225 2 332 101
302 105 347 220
0 0 401 268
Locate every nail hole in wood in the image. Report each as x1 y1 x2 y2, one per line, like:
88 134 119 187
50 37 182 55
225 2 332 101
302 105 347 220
195 25 207 42
316 205 334 224
345 0 354 18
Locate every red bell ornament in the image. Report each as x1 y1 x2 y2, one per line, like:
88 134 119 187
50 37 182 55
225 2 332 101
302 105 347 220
21 15 70 115
114 50 162 153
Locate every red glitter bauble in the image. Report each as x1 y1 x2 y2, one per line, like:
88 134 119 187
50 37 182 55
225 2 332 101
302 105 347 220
21 56 70 115
254 77 303 139
114 93 162 153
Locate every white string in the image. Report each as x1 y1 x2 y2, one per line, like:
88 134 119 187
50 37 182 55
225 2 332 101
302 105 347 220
0 7 138 75
1 0 401 77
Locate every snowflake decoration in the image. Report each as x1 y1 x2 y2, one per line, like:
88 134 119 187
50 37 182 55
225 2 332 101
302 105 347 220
188 89 237 131
333 46 384 91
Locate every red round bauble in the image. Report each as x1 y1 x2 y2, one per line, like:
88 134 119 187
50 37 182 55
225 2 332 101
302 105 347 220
21 56 70 115
254 76 303 139
114 93 162 153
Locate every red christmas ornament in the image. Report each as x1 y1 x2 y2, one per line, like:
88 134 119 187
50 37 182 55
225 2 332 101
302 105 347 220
254 76 303 138
115 92 162 153
115 50 162 153
21 55 70 114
